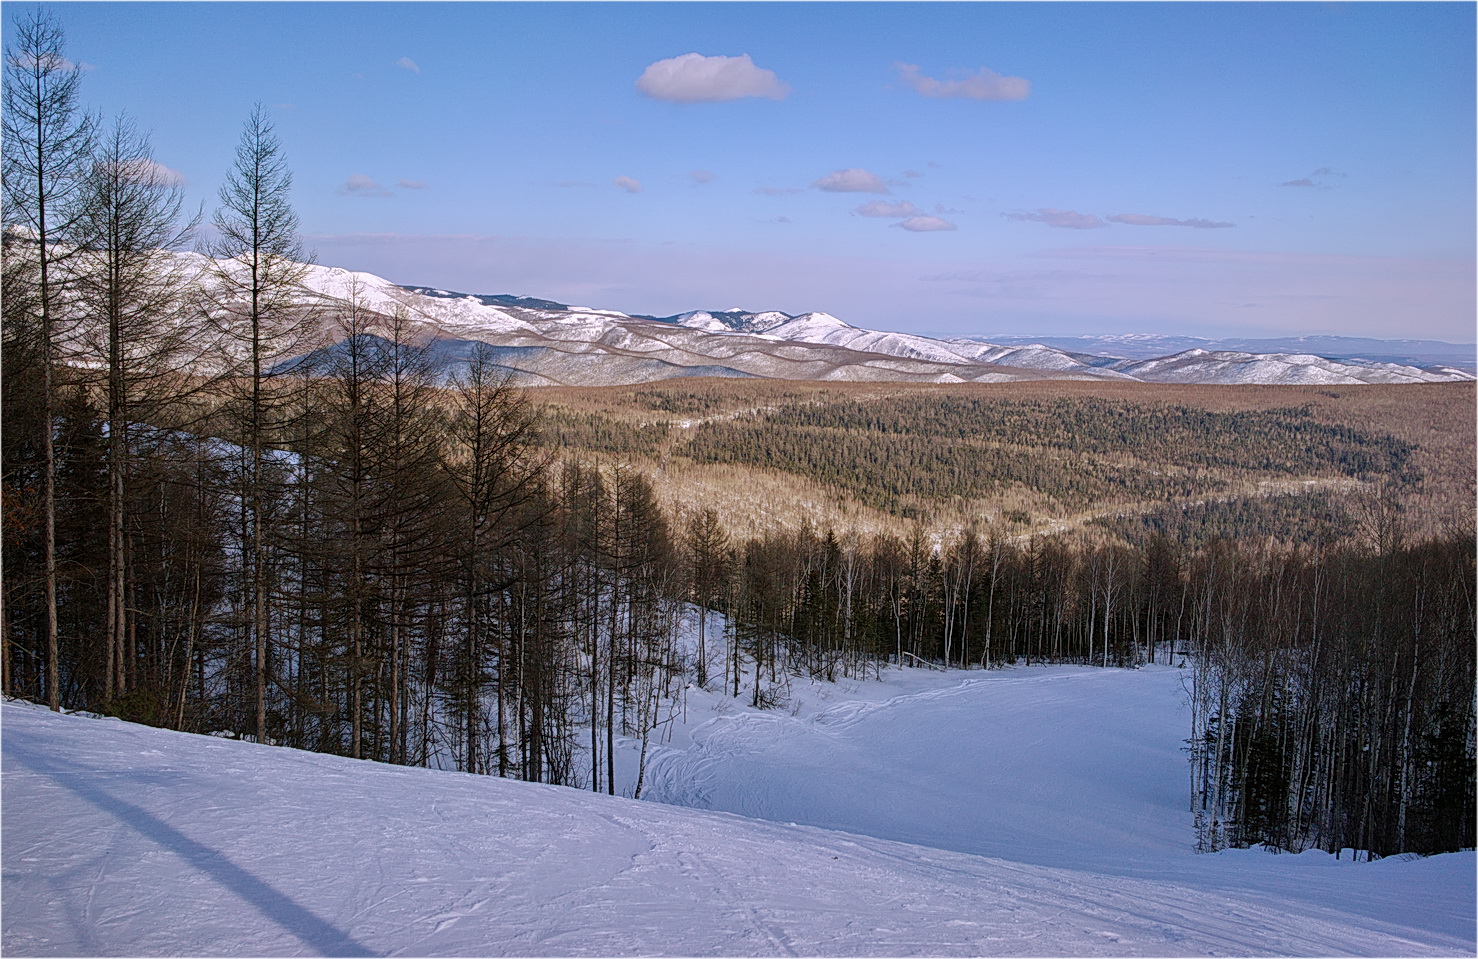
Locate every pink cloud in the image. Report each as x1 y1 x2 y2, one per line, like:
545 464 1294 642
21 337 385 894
1003 208 1107 229
637 53 788 103
895 62 1030 102
814 168 890 194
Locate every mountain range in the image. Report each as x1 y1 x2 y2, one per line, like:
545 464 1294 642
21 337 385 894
268 261 1475 388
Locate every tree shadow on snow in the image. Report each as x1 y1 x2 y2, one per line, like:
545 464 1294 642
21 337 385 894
4 737 376 957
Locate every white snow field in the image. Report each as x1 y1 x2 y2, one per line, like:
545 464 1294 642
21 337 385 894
4 662 1473 957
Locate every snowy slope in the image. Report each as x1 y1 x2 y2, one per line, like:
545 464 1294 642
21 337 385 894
635 659 1475 944
1113 349 1464 385
4 662 1472 957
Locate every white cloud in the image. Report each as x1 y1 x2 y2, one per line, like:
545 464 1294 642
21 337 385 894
106 157 187 188
1107 213 1234 229
613 175 643 194
395 57 420 74
636 53 789 103
855 200 919 218
396 179 428 190
895 62 1030 102
1003 208 1107 229
690 170 715 184
10 53 90 72
895 215 957 232
338 174 392 198
813 168 890 194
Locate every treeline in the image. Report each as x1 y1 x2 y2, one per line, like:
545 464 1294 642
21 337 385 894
1189 536 1475 858
1094 490 1359 549
696 521 1476 857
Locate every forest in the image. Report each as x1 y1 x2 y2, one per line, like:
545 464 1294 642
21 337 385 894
3 12 1473 860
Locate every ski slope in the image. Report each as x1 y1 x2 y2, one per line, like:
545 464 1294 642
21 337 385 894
3 663 1472 956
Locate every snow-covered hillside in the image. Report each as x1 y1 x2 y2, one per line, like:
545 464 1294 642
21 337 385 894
967 333 1478 372
1113 349 1464 386
5 661 1472 956
155 250 1472 387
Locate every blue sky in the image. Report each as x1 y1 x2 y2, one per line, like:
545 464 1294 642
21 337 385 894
28 2 1478 341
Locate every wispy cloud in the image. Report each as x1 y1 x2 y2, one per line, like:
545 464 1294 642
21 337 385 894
903 169 923 179
690 169 715 184
11 53 92 72
395 57 420 74
1281 167 1347 188
895 215 957 232
613 175 643 194
1107 213 1234 229
854 200 919 218
757 186 802 196
895 62 1030 101
396 178 428 190
813 168 890 194
338 174 392 198
1003 208 1107 229
922 267 1086 284
636 53 788 103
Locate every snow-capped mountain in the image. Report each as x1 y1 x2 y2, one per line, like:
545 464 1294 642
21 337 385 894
960 333 1478 372
1112 348 1466 386
202 257 1475 388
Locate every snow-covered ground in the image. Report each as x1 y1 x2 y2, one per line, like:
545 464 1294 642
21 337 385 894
4 655 1472 956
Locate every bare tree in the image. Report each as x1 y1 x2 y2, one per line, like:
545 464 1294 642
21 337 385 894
205 104 313 743
445 340 543 771
2 10 96 710
683 506 729 688
75 114 201 703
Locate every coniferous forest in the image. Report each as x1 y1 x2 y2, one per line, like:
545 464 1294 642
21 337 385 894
3 11 1473 861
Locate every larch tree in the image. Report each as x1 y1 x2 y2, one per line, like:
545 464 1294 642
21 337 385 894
75 114 200 704
1 10 95 710
446 340 544 772
683 506 729 688
206 104 313 744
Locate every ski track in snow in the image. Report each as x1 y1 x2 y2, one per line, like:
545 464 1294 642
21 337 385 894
3 664 1473 957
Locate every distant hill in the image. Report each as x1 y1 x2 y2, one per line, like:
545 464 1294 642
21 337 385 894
959 333 1477 373
193 254 1478 387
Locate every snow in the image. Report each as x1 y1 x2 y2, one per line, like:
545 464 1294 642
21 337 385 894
1116 350 1458 385
5 646 1470 957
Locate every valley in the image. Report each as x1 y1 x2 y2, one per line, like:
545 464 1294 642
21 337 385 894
531 377 1476 544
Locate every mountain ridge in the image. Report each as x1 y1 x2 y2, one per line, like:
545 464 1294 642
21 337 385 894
197 257 1478 388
